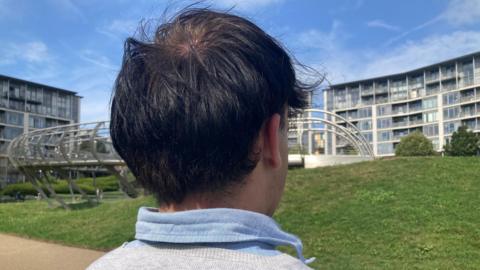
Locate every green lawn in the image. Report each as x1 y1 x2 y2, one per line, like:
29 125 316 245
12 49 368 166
1 157 480 269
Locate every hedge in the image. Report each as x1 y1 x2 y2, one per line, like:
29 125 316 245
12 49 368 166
1 179 115 197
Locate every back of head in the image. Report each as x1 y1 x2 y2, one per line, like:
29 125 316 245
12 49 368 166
110 8 312 205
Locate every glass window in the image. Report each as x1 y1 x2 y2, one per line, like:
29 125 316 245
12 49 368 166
377 143 393 155
377 118 392 129
423 111 437 123
361 132 373 143
358 107 372 118
1 126 23 139
443 107 460 120
422 97 437 109
377 105 391 116
377 131 392 142
358 120 372 131
444 121 460 135
423 124 439 137
6 111 23 126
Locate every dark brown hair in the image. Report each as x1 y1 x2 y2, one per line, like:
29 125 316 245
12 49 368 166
110 8 317 204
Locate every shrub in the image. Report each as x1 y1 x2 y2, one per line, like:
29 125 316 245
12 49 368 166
52 182 96 195
395 131 435 156
444 126 480 156
1 183 41 197
76 176 119 192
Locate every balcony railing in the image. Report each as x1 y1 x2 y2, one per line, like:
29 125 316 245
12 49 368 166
409 106 423 112
441 71 456 80
393 133 408 140
392 109 408 115
361 88 374 96
409 119 423 125
392 121 408 128
459 110 476 117
460 95 475 103
425 75 439 83
375 87 388 94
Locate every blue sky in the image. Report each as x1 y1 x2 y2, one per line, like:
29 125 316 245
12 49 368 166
1 0 480 121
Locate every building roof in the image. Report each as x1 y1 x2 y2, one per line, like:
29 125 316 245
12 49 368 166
0 73 81 97
325 50 480 90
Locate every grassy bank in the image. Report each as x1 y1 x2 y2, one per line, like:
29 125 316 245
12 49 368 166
1 157 480 269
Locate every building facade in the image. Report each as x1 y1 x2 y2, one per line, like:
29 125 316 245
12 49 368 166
0 74 81 185
324 52 480 156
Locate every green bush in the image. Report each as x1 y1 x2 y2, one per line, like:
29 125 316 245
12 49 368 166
76 176 119 192
444 126 480 156
395 131 435 156
1 181 99 197
52 182 96 195
1 183 40 197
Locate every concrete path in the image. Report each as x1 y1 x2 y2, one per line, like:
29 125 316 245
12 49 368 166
0 234 105 270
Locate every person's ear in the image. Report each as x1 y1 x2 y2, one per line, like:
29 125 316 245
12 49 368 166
262 113 282 168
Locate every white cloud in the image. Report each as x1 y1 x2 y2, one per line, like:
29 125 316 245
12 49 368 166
443 0 480 26
0 40 116 122
366 19 400 32
296 29 480 85
97 19 139 40
48 0 86 22
214 0 284 11
0 41 51 65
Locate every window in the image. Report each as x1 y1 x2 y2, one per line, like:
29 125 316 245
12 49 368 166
358 120 372 131
423 111 437 123
377 131 392 142
423 124 439 137
377 143 393 155
377 105 391 116
1 126 23 139
6 111 23 126
443 107 460 120
29 116 46 129
443 92 459 105
358 107 372 118
361 132 373 143
422 97 437 109
444 121 460 135
377 118 392 129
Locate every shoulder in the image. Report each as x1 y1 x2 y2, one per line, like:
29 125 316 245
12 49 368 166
87 244 314 270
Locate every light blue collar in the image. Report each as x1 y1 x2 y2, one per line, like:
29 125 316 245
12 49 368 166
135 207 314 264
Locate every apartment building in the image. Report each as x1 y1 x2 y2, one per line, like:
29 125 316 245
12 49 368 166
0 74 81 185
324 51 480 156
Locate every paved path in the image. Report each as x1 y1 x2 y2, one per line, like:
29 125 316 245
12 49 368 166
0 234 105 270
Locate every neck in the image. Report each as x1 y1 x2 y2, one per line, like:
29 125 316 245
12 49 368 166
159 168 275 216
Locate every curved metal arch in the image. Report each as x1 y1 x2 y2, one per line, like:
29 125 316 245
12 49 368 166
302 109 375 157
290 127 365 156
293 117 372 157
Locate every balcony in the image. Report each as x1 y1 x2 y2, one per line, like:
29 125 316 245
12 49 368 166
392 121 408 128
460 95 475 103
362 98 374 106
361 87 374 96
375 86 388 94
392 108 408 115
409 103 423 112
459 109 476 118
425 74 439 83
393 133 408 140
409 119 423 125
441 72 456 80
462 121 477 130
375 97 388 104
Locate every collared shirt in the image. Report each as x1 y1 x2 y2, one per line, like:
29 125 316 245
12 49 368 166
124 207 314 265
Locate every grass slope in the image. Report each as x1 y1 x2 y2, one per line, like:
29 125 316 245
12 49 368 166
1 157 480 269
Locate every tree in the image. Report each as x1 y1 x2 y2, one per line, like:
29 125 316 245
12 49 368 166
395 131 435 156
444 126 479 156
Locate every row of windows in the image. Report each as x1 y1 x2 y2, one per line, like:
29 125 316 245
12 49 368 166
376 97 437 116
